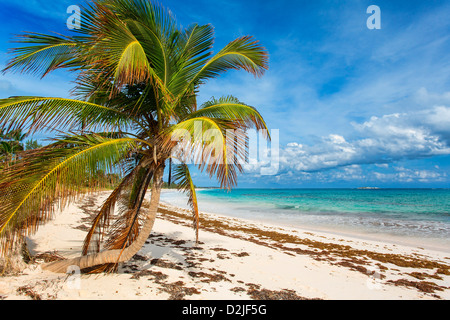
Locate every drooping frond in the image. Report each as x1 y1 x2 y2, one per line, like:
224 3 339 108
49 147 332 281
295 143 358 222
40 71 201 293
198 35 268 77
103 167 153 250
172 163 200 243
82 163 155 273
166 117 243 189
82 163 141 256
0 135 139 256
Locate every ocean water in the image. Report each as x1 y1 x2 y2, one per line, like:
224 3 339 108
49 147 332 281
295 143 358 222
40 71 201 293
160 188 450 251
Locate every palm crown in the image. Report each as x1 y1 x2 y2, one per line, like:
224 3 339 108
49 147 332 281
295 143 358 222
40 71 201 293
0 0 269 273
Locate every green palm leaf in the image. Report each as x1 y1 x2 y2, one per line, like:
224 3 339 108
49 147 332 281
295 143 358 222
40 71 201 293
0 97 133 134
167 24 215 96
2 32 82 78
186 96 270 135
196 36 268 79
175 36 268 104
167 117 242 189
82 0 175 102
0 135 139 252
86 15 152 91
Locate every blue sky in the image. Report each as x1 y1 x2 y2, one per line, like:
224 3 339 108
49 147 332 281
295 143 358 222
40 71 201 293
1 0 450 188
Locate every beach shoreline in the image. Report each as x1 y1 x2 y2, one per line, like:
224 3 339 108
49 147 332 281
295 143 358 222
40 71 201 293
161 189 450 254
1 191 449 300
240 212 450 254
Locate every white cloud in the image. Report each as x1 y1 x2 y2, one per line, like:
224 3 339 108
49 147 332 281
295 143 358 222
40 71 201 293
244 105 450 177
373 168 447 183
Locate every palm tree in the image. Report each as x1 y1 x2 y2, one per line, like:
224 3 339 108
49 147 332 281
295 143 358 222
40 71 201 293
0 129 27 164
24 139 43 151
0 0 269 273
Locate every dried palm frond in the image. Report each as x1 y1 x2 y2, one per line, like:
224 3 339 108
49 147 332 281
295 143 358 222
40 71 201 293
172 163 200 243
83 166 154 273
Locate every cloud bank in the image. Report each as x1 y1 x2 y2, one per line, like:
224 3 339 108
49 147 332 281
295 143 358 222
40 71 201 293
241 102 450 186
279 105 450 173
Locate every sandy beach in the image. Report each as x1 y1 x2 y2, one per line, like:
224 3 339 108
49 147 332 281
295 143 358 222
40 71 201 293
1 191 449 300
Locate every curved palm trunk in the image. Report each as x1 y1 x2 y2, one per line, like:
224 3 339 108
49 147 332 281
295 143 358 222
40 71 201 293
42 165 165 274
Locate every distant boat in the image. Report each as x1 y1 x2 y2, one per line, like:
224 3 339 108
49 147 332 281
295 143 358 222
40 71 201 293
357 187 380 190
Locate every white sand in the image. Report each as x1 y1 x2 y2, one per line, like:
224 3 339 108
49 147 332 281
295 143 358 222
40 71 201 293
1 191 449 300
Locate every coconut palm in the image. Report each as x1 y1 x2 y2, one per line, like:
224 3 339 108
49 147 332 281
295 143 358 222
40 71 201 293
0 0 269 273
0 129 27 164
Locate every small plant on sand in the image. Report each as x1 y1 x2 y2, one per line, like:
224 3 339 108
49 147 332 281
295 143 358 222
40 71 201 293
0 0 269 273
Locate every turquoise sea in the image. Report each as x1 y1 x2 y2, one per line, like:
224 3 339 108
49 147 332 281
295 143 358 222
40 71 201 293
161 188 450 251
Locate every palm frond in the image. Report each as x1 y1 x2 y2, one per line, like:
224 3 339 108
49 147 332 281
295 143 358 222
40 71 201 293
166 117 243 189
81 0 175 103
186 96 270 136
2 32 82 78
0 135 139 256
0 96 132 134
173 163 199 243
90 16 152 92
175 36 268 105
104 167 153 250
82 164 140 256
83 164 154 273
167 24 214 96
